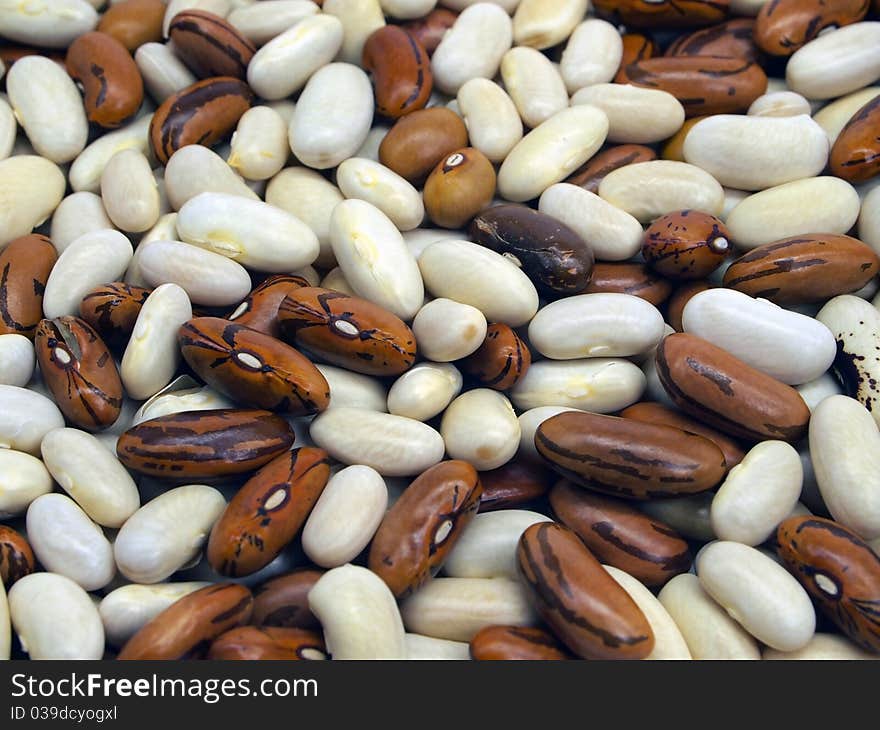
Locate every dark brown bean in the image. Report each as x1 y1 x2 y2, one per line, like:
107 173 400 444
400 8 458 55
97 0 166 51
665 280 713 332
0 525 35 588
423 147 496 229
251 569 323 630
666 18 760 62
830 95 880 184
79 281 151 352
584 262 673 306
378 107 469 185
169 10 256 80
564 144 657 193
362 25 432 119
754 0 869 57
0 234 57 340
643 209 731 280
460 323 531 392
208 626 327 660
470 625 571 660
478 459 553 512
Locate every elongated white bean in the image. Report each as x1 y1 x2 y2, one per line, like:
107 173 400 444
517 406 579 460
513 0 586 49
0 155 65 247
323 0 385 66
0 385 65 455
164 145 258 210
747 91 811 118
162 0 230 36
501 46 568 128
136 41 197 103
573 85 684 145
456 79 522 163
69 114 153 194
440 0 520 9
0 0 97 47
0 449 53 518
336 158 424 232
763 633 879 660
387 362 462 422
228 0 319 45
796 373 842 412
101 149 161 233
412 298 486 362
405 633 470 660
132 377 233 425
560 19 622 93
859 185 880 254
0 96 15 161
227 106 288 181
441 389 520 471
0 334 34 387
50 192 115 253
318 265 353 293
813 87 880 144
315 364 387 412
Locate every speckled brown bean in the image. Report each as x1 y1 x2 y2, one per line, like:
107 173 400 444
642 210 731 280
169 10 256 81
665 18 760 62
478 459 552 512
252 569 323 630
423 148 496 229
149 76 253 165
207 447 330 577
0 525 35 588
362 25 432 119
116 408 295 478
661 116 706 161
0 235 57 340
378 107 469 185
461 323 531 392
665 280 712 332
614 33 657 83
583 262 673 306
79 282 152 352
619 400 745 468
118 583 253 660
469 205 595 296
549 479 692 587
277 287 416 377
97 0 166 51
777 516 880 652
536 411 727 499
564 144 657 192
66 32 144 129
754 0 869 57
226 275 309 339
619 56 768 117
594 0 730 28
655 332 811 442
470 625 571 660
208 626 327 660
830 96 880 184
400 8 458 56
516 522 654 660
179 317 330 415
722 234 880 305
368 460 482 598
35 316 123 432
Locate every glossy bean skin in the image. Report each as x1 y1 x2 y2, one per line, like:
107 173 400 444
655 332 811 442
594 0 730 28
665 281 712 332
362 25 432 119
149 77 254 165
35 317 123 431
116 409 295 479
207 447 330 577
470 625 571 660
517 522 655 660
97 0 166 52
169 10 256 81
368 460 482 598
583 262 672 306
666 18 759 62
0 525 35 588
469 205 594 297
79 282 152 352
66 32 144 129
278 287 416 377
536 411 726 500
550 480 692 587
777 516 880 653
251 569 323 630
208 626 326 660
460 323 531 392
642 210 731 280
615 33 657 82
564 144 657 193
722 234 880 305
830 96 880 184
226 275 310 339
118 584 253 660
754 0 870 57
378 107 469 185
401 8 458 55
0 235 58 340
423 148 496 229
478 459 552 512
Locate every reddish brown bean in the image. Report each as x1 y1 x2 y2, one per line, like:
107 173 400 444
754 0 869 57
594 0 730 28
378 107 469 185
615 33 657 83
79 282 151 352
665 280 713 332
97 0 166 51
460 323 531 392
169 10 256 80
830 95 880 184
363 25 432 119
470 625 571 660
0 525 36 588
226 275 310 339
584 262 673 306
400 8 458 55
478 459 553 512
0 234 58 340
251 569 323 630
643 210 731 280
564 144 657 193
666 18 760 62
208 626 327 660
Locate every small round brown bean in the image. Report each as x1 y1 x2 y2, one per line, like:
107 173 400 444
378 107 469 185
642 209 731 280
423 148 496 229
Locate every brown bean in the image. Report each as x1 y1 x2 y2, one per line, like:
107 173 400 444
583 262 673 306
564 144 657 193
777 516 880 653
400 8 458 56
614 33 657 83
423 147 496 229
226 274 310 339
594 0 730 28
470 625 571 660
654 332 811 442
665 18 760 62
830 95 880 184
169 10 256 80
378 107 469 185
368 460 482 598
116 408 295 479
251 569 323 630
0 234 57 340
79 281 152 352
661 115 706 161
277 287 416 377
460 323 531 392
549 479 692 587
754 0 869 57
665 280 713 332
117 583 253 660
536 410 727 500
207 447 330 577
149 76 253 165
0 44 64 70
722 234 880 305
35 316 123 431
362 25 432 119
0 525 35 588
516 522 654 660
478 458 552 512
643 209 731 280
208 626 327 660
97 0 166 52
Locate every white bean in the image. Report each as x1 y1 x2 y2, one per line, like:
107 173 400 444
501 46 568 128
859 185 880 254
317 364 387 412
747 91 811 117
0 384 65 455
0 0 98 48
227 0 318 44
441 388 520 470
512 0 587 49
131 376 234 425
101 149 161 233
560 19 622 93
0 155 65 247
164 145 259 210
456 79 523 163
69 114 153 194
50 192 115 253
227 106 288 181
336 158 424 232
517 406 580 461
813 87 880 144
763 633 879 660
412 298 487 362
0 448 53 518
135 41 197 103
0 334 34 387
0 95 16 161
573 85 685 145
322 0 385 66
387 362 462 421
405 633 470 660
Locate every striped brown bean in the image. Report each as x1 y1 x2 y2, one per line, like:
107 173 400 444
362 25 432 119
169 10 256 80
666 18 760 62
208 626 326 660
461 323 531 392
470 625 571 660
615 33 657 83
665 280 713 333
478 459 553 512
79 282 151 352
754 0 869 57
251 569 323 630
564 144 657 193
642 210 731 280
400 7 458 56
0 525 35 588
226 275 310 339
830 95 880 184
583 262 673 306
0 235 57 340
594 0 730 28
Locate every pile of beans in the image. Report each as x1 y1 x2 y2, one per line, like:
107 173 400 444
0 0 879 662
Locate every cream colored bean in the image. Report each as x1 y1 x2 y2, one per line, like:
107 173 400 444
0 155 65 248
682 114 828 191
640 493 715 542
135 42 197 103
247 14 343 100
513 0 586 49
329 199 424 320
859 185 880 254
165 145 258 211
0 334 34 387
336 158 424 232
573 85 684 145
763 633 878 660
658 573 761 660
69 114 152 194
292 264 319 286
787 22 880 100
0 0 98 48
0 580 8 660
0 96 15 161
125 218 176 287
517 406 579 461
747 91 811 117
400 577 537 642
101 149 161 234
316 364 387 412
501 47 568 128
456 79 522 163
560 19 622 93
813 87 880 144
405 633 470 660
444 510 551 579
441 389 519 471
419 240 538 326
319 267 355 295
725 176 860 248
682 288 836 384
796 373 842 412
132 376 233 425
440 0 520 9
50 192 115 253
353 124 389 163
403 228 466 260
121 283 192 401
380 0 436 18
302 465 388 568
226 106 288 182
228 0 319 45
696 540 816 652
0 449 53 518
412 298 487 362
115 485 226 584
310 407 445 477
308 563 407 659
8 573 104 659
162 0 230 36
498 105 608 202
99 582 211 647
720 187 749 221
0 385 63 455
598 160 724 224
387 362 462 422
323 0 385 66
